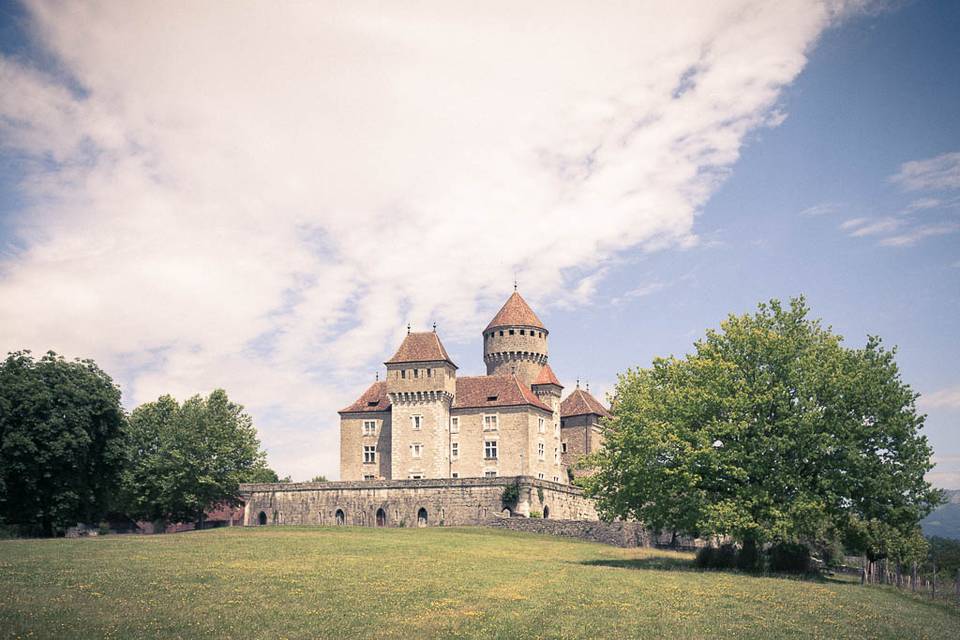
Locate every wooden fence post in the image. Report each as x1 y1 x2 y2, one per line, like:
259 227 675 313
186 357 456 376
895 562 902 589
931 558 936 599
911 562 917 592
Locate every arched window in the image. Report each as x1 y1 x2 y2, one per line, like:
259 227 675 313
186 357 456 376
257 511 267 525
376 508 386 527
335 509 345 526
417 508 428 527
543 506 550 519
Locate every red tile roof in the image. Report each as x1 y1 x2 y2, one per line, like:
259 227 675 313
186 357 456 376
485 292 546 331
385 332 456 367
560 388 611 418
339 381 391 414
532 364 563 387
453 375 552 412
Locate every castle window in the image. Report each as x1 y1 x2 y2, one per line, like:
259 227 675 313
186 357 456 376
554 448 560 464
451 472 459 478
486 395 498 402
363 420 376 435
538 417 545 433
538 332 543 338
410 443 423 458
411 415 422 430
509 329 514 335
414 368 419 378
483 415 498 431
363 474 375 481
484 440 498 459
538 472 544 479
520 329 525 335
450 417 459 433
499 330 504 336
553 477 560 483
451 442 459 460
363 445 376 463
484 470 497 478
401 369 406 379
409 473 424 480
538 442 545 460
426 368 431 377
561 442 567 453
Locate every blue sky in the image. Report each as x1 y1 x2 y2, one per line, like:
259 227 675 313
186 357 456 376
0 1 958 485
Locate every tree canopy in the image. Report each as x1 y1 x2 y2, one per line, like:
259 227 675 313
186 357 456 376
0 351 127 536
121 389 266 524
582 297 941 562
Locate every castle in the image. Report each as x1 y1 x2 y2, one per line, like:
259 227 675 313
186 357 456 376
239 291 608 527
338 290 611 483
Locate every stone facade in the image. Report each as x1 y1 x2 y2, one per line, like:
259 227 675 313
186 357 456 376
240 476 598 528
339 291 608 485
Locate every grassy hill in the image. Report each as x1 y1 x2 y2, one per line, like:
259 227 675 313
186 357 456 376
922 488 960 540
2 527 957 639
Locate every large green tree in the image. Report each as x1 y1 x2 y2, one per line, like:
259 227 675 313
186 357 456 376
582 298 941 562
122 389 266 524
0 351 127 536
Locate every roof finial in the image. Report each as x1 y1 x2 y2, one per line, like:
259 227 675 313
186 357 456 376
407 322 411 335
513 271 518 292
375 371 379 381
576 377 580 389
586 381 590 392
432 321 437 333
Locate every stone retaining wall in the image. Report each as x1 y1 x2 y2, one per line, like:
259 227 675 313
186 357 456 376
239 476 598 528
483 517 652 547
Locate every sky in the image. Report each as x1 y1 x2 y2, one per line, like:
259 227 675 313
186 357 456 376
0 0 957 486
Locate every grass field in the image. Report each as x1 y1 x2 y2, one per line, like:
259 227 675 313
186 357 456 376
2 527 958 639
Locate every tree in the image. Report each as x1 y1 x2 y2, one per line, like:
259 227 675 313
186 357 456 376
243 465 282 483
310 475 328 483
582 297 941 563
121 389 266 524
0 351 126 536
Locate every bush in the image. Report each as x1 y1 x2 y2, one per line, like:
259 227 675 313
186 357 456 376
696 544 739 569
769 542 812 574
737 539 763 572
98 521 111 536
537 487 545 503
502 481 520 508
529 511 542 519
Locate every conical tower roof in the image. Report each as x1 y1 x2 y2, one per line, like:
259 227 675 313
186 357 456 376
532 364 563 387
485 291 545 332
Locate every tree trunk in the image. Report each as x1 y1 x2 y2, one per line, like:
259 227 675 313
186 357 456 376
911 563 917 592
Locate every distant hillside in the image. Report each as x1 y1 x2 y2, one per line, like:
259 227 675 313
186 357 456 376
921 489 960 540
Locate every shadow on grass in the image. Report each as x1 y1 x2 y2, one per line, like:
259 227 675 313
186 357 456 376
578 557 845 584
578 556 695 571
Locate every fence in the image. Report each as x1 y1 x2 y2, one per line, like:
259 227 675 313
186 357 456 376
852 556 960 604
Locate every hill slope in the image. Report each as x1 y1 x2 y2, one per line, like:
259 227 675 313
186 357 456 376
922 488 960 540
1 527 957 639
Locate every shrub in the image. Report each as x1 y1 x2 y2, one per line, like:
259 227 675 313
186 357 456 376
98 521 111 536
696 544 738 569
529 511 542 519
502 481 520 508
737 539 763 572
769 542 812 574
537 487 545 503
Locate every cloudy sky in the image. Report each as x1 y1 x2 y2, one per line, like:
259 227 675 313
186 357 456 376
1 1 958 485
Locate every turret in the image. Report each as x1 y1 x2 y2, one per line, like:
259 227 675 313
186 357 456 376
385 329 457 479
483 291 548 387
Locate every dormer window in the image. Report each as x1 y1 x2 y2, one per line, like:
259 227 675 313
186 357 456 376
486 395 498 402
367 400 379 407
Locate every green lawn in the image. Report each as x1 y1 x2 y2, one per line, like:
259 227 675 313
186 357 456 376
2 527 957 639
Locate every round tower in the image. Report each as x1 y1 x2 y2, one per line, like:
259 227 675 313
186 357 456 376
483 291 548 386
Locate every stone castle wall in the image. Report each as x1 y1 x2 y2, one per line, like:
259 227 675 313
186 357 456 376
240 476 597 528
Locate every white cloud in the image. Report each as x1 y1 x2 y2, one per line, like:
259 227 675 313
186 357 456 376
921 385 960 410
0 0 859 479
611 281 668 306
890 151 960 192
840 216 902 237
879 222 960 247
800 202 843 216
